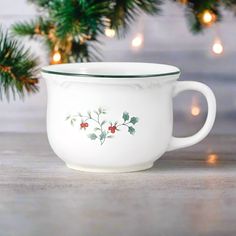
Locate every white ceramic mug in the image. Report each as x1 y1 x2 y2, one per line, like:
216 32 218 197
42 62 216 173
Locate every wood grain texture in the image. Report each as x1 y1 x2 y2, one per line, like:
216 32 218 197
0 133 236 236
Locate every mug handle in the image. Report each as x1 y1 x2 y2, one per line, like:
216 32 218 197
167 81 216 151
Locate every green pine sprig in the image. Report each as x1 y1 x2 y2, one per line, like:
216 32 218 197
108 0 162 37
173 0 230 34
0 27 39 100
12 17 53 38
12 0 163 63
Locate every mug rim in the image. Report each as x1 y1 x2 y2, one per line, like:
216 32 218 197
41 62 180 79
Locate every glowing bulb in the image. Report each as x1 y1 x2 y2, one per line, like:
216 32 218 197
207 153 218 165
191 105 201 116
202 10 214 24
201 10 216 26
212 40 224 55
131 34 143 48
105 28 116 38
52 51 61 63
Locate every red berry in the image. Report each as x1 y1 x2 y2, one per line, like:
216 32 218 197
80 122 88 129
110 126 116 133
108 125 117 133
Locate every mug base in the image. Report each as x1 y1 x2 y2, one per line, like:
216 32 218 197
66 162 153 173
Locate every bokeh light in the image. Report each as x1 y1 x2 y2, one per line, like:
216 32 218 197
191 105 201 116
105 28 116 38
52 51 61 64
212 39 224 55
131 33 143 48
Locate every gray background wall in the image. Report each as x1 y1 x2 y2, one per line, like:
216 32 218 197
0 0 236 135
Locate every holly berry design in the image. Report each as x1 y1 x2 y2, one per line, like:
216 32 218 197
80 122 88 130
108 125 117 134
66 107 139 145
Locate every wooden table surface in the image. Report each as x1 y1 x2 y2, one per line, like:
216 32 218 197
0 133 236 236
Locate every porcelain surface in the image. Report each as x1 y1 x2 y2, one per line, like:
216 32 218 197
42 62 216 172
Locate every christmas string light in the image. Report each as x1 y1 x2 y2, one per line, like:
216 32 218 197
212 38 224 55
51 51 61 64
191 105 201 116
207 153 218 165
130 14 145 50
200 10 216 26
104 28 116 38
104 17 116 38
131 33 144 49
191 97 201 117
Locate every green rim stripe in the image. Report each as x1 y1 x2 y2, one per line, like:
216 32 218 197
41 69 180 78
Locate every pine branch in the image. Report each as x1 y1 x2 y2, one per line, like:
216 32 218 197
48 0 107 39
0 27 39 100
12 21 36 37
11 0 162 63
12 0 236 63
12 17 53 38
108 0 162 37
70 40 102 62
173 0 223 34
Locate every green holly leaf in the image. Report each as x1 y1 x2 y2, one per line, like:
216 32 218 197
123 112 129 121
130 117 139 125
88 133 97 140
98 107 106 114
128 126 135 135
98 107 102 114
99 131 107 141
65 115 71 120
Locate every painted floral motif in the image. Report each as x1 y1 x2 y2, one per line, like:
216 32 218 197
66 107 139 145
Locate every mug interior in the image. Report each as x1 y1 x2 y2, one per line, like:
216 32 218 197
42 62 180 78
